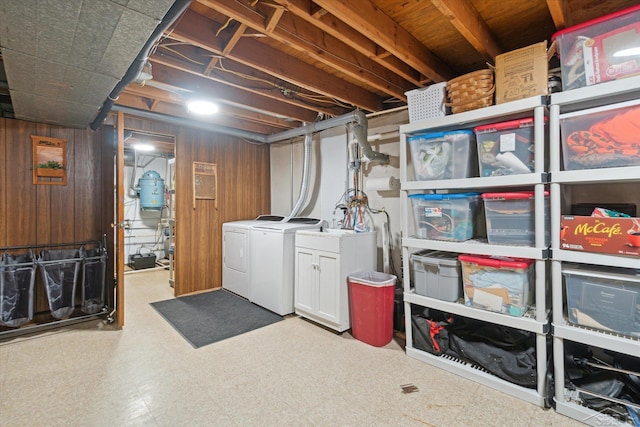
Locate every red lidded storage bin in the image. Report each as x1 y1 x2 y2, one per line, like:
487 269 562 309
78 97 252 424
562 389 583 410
481 191 550 247
458 254 534 317
551 4 640 91
474 117 543 177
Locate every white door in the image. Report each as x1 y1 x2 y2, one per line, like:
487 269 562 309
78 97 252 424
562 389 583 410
294 247 316 313
316 251 340 325
222 226 250 298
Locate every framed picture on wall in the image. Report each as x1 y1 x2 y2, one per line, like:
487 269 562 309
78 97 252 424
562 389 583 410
192 161 217 209
32 135 67 185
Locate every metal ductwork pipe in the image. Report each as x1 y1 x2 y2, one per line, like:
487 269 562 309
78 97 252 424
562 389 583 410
289 133 313 217
111 105 269 141
111 106 389 159
90 0 192 130
110 106 390 220
353 123 389 164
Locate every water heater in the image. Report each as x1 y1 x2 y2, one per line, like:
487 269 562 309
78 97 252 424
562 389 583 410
137 170 165 210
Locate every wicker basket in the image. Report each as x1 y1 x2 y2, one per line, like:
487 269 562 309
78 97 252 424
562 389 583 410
445 69 494 114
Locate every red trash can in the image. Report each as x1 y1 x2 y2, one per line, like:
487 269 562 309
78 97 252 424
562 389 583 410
348 271 397 347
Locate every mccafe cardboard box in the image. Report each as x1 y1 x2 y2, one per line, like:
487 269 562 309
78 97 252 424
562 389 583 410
561 215 640 256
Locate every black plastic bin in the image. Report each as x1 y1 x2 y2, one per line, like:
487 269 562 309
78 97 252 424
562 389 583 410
80 247 106 314
0 251 36 327
38 248 81 319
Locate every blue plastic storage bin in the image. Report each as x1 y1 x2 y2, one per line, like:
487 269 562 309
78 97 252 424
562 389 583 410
409 193 480 241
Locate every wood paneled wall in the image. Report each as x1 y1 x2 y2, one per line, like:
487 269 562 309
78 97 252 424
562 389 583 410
117 115 271 296
0 118 114 328
0 113 269 331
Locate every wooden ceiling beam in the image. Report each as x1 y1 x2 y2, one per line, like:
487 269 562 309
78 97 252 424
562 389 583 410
312 0 453 82
273 0 424 87
116 93 285 134
153 47 349 119
197 0 412 101
546 0 567 30
264 4 286 33
123 83 186 104
122 84 296 129
430 0 503 62
169 9 381 111
203 21 247 76
222 22 247 55
148 60 321 124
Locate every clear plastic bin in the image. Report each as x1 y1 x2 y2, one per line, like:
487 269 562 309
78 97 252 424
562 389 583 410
38 248 81 319
0 252 36 327
563 264 640 337
560 101 640 170
551 5 640 91
407 130 476 180
474 118 538 177
410 250 461 301
409 193 479 241
459 254 534 317
482 191 550 247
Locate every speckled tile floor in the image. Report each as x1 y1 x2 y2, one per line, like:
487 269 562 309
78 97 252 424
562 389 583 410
0 269 584 426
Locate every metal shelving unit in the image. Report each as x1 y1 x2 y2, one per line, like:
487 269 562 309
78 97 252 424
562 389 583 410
549 76 640 426
399 96 550 407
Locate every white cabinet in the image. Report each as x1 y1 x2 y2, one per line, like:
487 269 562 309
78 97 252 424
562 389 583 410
399 96 550 407
294 230 376 332
549 76 640 426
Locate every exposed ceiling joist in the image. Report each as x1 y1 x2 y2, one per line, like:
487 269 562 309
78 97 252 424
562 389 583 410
169 9 382 111
264 3 286 33
146 60 323 123
546 0 568 29
197 0 412 101
273 0 424 86
116 92 283 134
152 46 348 118
122 83 296 129
312 0 454 82
430 0 503 61
3 1 639 134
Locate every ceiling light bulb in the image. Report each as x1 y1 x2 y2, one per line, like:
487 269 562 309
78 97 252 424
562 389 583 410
132 143 154 151
188 100 219 115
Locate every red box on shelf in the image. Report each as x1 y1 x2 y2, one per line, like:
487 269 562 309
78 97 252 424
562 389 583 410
560 215 640 257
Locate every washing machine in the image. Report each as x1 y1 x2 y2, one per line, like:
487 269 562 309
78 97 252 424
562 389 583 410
249 217 325 315
222 215 285 299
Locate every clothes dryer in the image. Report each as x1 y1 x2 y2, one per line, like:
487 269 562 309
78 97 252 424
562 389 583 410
222 215 285 299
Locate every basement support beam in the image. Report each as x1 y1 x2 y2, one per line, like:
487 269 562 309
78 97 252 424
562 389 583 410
430 0 503 61
312 0 453 82
546 0 567 29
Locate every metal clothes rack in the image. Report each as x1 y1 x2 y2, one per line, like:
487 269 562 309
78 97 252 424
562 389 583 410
0 235 112 339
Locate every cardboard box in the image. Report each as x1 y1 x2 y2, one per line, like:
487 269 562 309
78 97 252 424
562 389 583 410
560 215 640 256
494 41 552 104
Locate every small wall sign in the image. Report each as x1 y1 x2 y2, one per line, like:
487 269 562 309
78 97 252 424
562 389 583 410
32 135 67 185
192 161 217 209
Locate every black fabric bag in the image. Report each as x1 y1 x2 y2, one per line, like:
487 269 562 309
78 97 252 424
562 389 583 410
445 317 538 388
411 314 450 355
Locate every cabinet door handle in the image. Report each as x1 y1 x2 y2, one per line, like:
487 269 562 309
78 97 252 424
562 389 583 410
312 262 319 270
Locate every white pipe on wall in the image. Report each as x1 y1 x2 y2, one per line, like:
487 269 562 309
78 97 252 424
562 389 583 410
289 133 313 217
